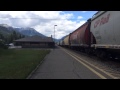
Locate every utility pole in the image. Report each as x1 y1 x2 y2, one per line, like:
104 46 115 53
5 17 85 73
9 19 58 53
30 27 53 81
54 25 57 43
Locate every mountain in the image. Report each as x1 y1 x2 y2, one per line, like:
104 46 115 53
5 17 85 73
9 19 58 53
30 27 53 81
53 38 60 42
0 24 18 36
14 27 46 37
0 24 12 29
0 24 26 44
0 24 54 43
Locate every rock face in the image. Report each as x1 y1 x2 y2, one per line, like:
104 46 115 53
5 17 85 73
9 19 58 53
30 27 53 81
0 24 46 37
14 27 46 37
0 24 17 35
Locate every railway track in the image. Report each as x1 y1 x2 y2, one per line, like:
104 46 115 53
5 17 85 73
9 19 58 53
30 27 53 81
60 46 120 79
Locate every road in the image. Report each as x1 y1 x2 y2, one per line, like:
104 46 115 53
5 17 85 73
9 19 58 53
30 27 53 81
28 46 114 79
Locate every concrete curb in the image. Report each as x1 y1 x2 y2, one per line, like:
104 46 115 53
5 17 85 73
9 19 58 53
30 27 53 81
26 49 52 79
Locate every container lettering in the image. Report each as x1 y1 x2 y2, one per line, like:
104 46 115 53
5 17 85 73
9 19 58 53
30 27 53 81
94 14 110 28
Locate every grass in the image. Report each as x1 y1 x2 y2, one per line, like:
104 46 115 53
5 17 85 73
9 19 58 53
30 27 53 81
0 48 50 79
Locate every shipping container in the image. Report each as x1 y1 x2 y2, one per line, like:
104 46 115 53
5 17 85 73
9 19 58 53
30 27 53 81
70 20 91 47
63 35 69 45
59 39 64 46
90 11 120 49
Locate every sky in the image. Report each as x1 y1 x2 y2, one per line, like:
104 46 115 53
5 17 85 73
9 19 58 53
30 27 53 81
0 11 97 39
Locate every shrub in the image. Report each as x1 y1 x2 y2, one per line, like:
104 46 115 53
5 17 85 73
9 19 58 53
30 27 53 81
0 40 8 49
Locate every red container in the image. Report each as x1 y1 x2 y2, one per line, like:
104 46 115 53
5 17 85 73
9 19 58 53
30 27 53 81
70 21 90 47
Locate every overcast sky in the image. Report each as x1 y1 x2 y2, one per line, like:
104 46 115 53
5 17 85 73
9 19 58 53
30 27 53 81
0 11 97 39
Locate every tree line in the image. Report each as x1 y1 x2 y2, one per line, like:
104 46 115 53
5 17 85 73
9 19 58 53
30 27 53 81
0 31 25 49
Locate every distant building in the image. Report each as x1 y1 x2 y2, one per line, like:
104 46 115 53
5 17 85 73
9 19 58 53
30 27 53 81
14 35 55 48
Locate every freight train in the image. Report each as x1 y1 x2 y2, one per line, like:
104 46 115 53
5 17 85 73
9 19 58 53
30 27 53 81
58 11 120 59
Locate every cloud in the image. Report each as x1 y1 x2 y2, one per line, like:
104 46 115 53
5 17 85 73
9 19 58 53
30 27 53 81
77 16 83 19
0 11 87 39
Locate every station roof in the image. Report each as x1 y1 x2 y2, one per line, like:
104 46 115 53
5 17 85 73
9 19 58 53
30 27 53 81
14 35 54 43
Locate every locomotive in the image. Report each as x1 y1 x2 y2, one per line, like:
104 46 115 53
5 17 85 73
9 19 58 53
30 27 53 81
59 11 120 59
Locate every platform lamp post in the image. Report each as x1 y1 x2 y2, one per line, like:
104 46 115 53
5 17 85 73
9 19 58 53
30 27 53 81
54 25 57 43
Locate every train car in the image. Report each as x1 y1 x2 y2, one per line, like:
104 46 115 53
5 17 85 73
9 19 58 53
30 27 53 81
57 41 60 46
62 35 70 48
59 11 120 59
59 39 64 46
69 19 91 52
90 11 120 58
